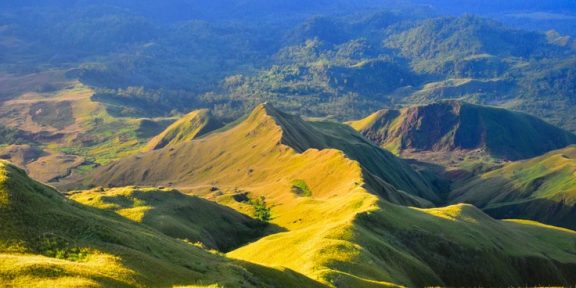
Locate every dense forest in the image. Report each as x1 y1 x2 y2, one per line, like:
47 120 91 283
1 1 576 128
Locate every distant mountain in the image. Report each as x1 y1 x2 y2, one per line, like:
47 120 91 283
451 146 576 230
348 101 576 161
0 160 320 287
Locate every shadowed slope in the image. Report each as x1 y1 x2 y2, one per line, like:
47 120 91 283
143 109 222 152
349 101 576 161
69 186 267 252
451 146 576 229
0 160 323 287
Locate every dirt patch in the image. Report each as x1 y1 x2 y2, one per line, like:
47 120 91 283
29 101 74 130
27 152 85 183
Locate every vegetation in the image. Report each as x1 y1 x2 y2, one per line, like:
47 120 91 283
69 186 266 251
2 2 576 287
69 104 576 286
0 160 323 287
451 146 576 230
291 179 312 197
144 109 222 152
250 196 272 223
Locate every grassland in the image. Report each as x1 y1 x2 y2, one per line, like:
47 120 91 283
143 109 221 152
0 160 323 287
69 186 267 252
0 71 174 182
68 104 576 286
451 145 576 229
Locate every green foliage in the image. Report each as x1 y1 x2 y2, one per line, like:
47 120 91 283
291 179 312 197
250 196 272 223
35 234 89 262
0 127 28 145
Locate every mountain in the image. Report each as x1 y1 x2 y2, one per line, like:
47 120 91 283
72 103 440 205
0 160 322 287
385 15 555 63
68 186 266 252
143 109 221 152
451 146 576 230
67 104 576 286
348 101 576 162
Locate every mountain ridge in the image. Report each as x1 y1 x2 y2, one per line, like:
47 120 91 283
348 100 576 162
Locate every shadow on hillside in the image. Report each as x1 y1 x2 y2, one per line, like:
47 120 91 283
96 189 287 252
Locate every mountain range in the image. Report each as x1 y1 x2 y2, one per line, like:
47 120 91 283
2 103 576 286
2 1 576 287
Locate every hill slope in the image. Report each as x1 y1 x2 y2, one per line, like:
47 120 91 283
143 109 222 152
0 160 322 287
70 104 576 286
348 101 576 162
68 186 266 252
451 146 576 230
73 103 439 205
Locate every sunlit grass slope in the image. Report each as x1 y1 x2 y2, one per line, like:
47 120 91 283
451 145 576 229
348 100 576 161
143 109 222 152
230 197 576 287
74 103 438 207
72 104 576 286
0 160 323 287
69 186 266 252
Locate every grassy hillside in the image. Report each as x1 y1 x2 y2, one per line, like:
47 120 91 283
71 103 439 206
0 76 174 182
68 186 266 252
67 104 576 286
451 146 576 230
231 200 576 286
143 109 222 152
348 101 576 163
0 160 323 287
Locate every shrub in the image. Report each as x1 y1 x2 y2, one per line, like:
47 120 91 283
250 196 271 223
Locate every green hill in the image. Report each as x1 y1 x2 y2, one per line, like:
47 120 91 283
68 186 266 252
68 104 576 286
143 109 222 152
451 145 576 230
348 101 576 162
0 160 322 287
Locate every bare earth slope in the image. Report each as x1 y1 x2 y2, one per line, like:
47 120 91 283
348 101 576 162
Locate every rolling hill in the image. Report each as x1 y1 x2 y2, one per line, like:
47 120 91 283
68 186 266 252
68 104 576 286
143 109 221 152
0 160 322 287
71 103 440 206
451 145 576 230
348 101 576 163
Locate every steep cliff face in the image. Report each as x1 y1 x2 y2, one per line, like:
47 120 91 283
349 101 576 161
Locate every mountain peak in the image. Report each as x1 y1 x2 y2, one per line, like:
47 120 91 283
144 109 222 152
350 101 576 161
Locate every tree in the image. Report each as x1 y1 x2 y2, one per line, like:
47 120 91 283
250 196 271 223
